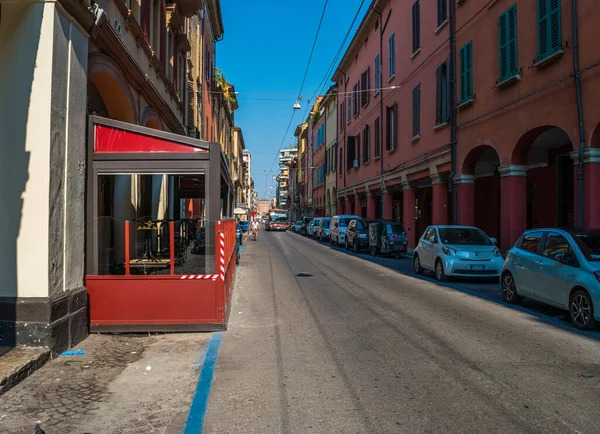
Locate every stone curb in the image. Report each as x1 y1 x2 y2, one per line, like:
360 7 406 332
0 349 51 397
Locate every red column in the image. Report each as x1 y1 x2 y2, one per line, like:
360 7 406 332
354 194 362 218
366 192 376 219
383 191 393 220
584 157 600 228
432 176 448 225
345 196 352 214
499 166 527 253
337 198 344 215
402 185 416 248
455 175 475 226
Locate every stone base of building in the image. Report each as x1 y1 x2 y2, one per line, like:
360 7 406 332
0 287 88 354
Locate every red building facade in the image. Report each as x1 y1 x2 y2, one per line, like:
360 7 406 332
455 0 600 251
335 0 600 251
334 0 452 247
312 104 328 217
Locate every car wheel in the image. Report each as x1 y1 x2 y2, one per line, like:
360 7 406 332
370 246 377 257
570 289 598 330
501 272 520 304
413 254 424 274
353 241 359 253
435 259 447 282
345 239 349 250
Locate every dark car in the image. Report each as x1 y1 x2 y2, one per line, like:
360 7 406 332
315 217 332 242
369 220 408 258
301 216 313 236
240 220 249 233
346 219 370 252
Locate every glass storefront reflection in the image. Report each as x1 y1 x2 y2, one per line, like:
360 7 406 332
96 174 207 275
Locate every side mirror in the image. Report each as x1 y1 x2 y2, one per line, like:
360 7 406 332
429 236 437 243
490 237 497 245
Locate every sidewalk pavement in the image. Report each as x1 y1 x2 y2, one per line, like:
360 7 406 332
0 333 209 434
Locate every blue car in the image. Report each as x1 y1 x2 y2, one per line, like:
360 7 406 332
240 220 249 233
501 228 600 330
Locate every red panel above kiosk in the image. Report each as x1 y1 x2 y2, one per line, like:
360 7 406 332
94 124 208 153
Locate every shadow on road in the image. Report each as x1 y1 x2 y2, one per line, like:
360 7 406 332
289 232 600 341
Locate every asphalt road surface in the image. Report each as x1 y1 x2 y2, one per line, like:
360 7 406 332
204 230 600 434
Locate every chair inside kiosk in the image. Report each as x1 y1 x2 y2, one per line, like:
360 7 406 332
96 173 208 276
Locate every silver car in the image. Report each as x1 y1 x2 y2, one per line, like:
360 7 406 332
501 228 600 330
414 225 503 281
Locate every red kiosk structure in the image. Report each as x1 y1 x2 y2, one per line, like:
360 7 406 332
86 116 237 332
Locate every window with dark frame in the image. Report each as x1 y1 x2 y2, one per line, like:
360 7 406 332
374 54 380 93
437 0 447 27
412 1 420 53
374 117 381 159
498 4 518 82
459 41 474 103
386 104 397 151
363 125 370 164
347 94 352 122
412 84 420 138
537 0 561 60
353 82 360 116
435 61 450 126
339 147 343 176
340 101 345 129
355 134 361 167
389 33 396 77
361 67 371 107
347 136 356 171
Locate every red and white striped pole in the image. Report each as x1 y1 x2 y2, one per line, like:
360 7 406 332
219 231 226 281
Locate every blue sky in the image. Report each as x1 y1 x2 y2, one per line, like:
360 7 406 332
217 0 368 200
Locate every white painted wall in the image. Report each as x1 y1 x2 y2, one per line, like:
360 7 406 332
0 2 88 298
0 2 54 298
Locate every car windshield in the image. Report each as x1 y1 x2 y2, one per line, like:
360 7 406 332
354 220 367 231
272 215 287 223
338 218 353 227
386 223 405 234
439 228 492 245
573 232 600 261
321 219 331 227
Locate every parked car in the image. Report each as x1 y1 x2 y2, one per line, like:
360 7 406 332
301 216 313 236
413 225 503 282
329 215 361 246
501 228 600 330
315 217 332 242
293 221 303 233
309 218 321 238
346 219 370 252
240 220 249 233
369 220 408 258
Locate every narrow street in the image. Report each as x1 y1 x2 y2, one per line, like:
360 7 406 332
204 230 600 434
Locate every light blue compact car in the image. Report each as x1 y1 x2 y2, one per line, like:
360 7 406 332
501 228 600 330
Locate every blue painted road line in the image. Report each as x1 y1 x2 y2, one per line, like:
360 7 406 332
184 333 223 434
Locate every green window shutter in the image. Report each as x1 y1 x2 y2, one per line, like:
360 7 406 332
465 41 473 100
459 45 466 103
537 0 548 58
507 5 518 77
538 0 561 60
435 65 442 124
549 0 561 55
499 5 517 82
498 11 508 81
